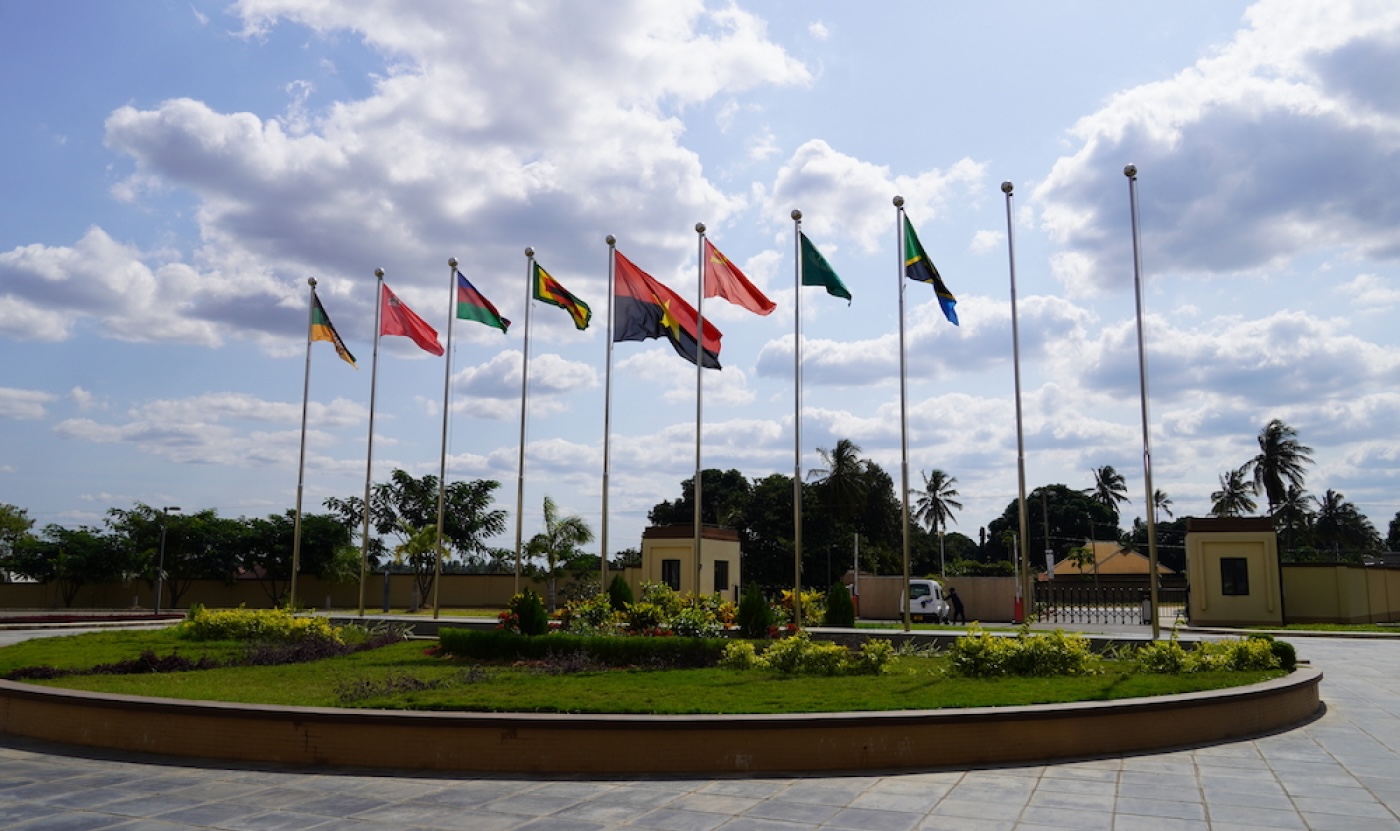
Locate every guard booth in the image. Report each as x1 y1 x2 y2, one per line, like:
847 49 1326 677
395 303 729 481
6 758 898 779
1185 517 1282 626
638 524 741 600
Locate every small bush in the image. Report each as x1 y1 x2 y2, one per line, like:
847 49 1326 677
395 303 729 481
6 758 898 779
669 605 721 639
177 606 342 645
779 588 825 625
823 582 856 627
1135 633 1288 673
721 632 892 676
607 575 634 611
947 624 1099 678
639 582 685 619
561 594 618 635
736 583 772 639
624 601 666 633
508 590 550 636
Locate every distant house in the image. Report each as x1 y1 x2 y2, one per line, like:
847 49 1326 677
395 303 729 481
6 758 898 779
1051 541 1174 579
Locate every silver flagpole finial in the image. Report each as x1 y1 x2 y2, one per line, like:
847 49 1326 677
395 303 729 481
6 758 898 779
448 257 458 269
892 195 904 207
524 247 534 258
374 268 384 278
308 277 317 288
606 234 616 246
790 209 801 221
1124 164 1138 179
695 222 705 234
1002 181 1014 194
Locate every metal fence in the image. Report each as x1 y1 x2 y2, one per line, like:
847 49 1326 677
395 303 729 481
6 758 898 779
1033 582 1188 626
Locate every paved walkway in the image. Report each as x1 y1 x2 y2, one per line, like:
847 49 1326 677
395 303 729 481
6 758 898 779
2 636 1399 830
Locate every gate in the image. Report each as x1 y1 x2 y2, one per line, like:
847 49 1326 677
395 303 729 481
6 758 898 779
1033 582 1187 626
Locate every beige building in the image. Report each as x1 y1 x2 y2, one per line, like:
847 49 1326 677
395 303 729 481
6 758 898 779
635 524 741 600
1185 517 1283 626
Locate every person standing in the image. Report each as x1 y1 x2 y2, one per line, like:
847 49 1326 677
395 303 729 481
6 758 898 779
947 586 966 625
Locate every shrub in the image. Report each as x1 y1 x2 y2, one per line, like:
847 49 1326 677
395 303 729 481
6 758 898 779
721 632 892 676
779 588 825 625
669 605 721 639
607 575 634 611
561 593 618 635
719 640 762 670
624 601 666 633
177 606 342 645
736 583 772 639
823 582 856 627
509 590 550 636
1135 633 1288 673
947 624 1099 678
638 582 685 619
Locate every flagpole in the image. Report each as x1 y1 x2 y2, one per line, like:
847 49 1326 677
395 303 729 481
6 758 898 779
694 223 706 598
790 210 803 629
290 277 317 611
432 258 458 619
1004 182 1033 621
601 235 616 591
358 269 386 617
894 196 913 632
1126 164 1161 640
515 248 535 596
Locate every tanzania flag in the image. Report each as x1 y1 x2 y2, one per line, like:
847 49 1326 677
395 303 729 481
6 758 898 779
456 270 510 333
904 216 958 325
613 249 721 369
533 263 591 330
310 293 356 368
703 239 775 315
799 233 852 302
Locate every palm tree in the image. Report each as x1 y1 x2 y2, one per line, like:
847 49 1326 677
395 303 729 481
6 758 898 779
808 438 868 522
912 469 963 535
1152 489 1174 520
1086 465 1130 523
1244 419 1314 515
1273 484 1315 552
527 495 594 612
1210 467 1257 517
1314 489 1380 562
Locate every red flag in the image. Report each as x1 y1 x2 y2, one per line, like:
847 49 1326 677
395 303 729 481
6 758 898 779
379 283 443 356
703 239 775 316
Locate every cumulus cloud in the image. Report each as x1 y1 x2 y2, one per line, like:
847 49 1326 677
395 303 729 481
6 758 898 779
0 388 57 420
1035 0 1400 292
450 350 598 420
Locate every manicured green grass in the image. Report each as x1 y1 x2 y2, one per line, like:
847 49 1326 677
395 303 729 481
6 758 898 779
3 630 1285 715
1245 622 1400 633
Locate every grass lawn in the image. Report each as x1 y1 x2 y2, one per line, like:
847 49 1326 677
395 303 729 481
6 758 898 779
0 630 1286 715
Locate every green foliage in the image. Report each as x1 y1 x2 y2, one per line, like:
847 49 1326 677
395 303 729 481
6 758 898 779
624 601 666 633
947 558 1015 577
638 582 685 618
1135 634 1284 673
437 628 727 668
946 624 1099 678
721 632 893 676
508 590 550 636
737 582 773 638
177 605 342 645
607 574 634 611
779 588 826 625
669 605 722 638
823 581 856 627
560 593 618 635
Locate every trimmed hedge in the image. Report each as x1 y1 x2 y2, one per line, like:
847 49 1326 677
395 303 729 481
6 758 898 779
438 628 728 668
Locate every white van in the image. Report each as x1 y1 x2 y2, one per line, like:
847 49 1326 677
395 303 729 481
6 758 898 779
900 579 950 623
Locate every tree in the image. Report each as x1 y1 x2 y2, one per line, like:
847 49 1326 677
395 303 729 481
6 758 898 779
1210 468 1257 517
526 495 594 612
1085 465 1130 523
647 468 753 528
239 512 351 606
0 504 35 580
1389 511 1400 552
913 469 963 537
330 469 508 602
808 439 868 523
987 484 1116 571
6 524 138 607
107 505 243 608
1153 490 1174 519
1313 490 1381 562
1244 419 1313 515
1272 485 1316 553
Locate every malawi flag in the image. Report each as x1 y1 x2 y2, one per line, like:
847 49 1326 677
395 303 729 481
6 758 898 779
379 283 444 355
904 216 958 325
310 293 356 367
613 250 721 369
533 263 591 330
703 239 775 315
455 270 510 333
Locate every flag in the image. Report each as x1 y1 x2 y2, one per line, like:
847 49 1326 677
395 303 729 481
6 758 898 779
799 233 852 302
613 250 721 369
533 263 591 330
310 293 357 367
703 239 775 315
904 216 958 325
379 283 444 355
455 270 510 333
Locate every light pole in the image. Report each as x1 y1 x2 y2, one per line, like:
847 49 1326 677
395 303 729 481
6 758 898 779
155 506 180 614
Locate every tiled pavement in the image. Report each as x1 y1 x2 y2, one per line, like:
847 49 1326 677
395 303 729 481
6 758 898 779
1 635 1398 830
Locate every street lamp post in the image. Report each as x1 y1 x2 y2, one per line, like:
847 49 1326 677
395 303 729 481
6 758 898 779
155 506 181 615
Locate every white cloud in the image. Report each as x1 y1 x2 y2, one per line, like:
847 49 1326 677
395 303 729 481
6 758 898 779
0 388 56 420
808 21 830 41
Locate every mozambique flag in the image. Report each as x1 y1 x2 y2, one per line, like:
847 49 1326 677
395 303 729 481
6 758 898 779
380 283 444 355
456 270 510 333
310 293 356 368
532 263 591 330
613 249 721 369
703 239 775 315
904 216 958 325
799 233 852 302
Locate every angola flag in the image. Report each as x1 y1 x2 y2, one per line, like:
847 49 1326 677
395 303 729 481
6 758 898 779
310 293 356 368
613 249 721 369
532 263 591 330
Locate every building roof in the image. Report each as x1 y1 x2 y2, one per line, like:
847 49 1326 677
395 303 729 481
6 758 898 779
1053 541 1174 576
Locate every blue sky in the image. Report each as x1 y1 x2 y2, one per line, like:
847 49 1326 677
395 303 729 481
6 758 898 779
3 0 1398 559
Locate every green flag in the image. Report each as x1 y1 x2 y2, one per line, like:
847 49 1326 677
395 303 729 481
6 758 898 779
799 232 851 302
